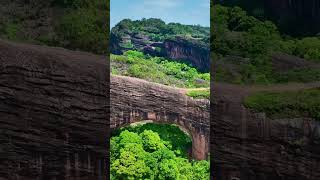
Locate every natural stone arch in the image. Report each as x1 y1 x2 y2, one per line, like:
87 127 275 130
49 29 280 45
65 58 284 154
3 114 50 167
110 75 210 160
111 115 205 160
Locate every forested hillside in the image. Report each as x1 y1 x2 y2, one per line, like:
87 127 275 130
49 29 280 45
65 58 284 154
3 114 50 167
212 4 320 84
111 18 209 51
110 18 210 72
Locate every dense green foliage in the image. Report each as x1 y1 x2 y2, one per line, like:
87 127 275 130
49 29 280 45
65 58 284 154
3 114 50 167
244 88 320 120
54 0 108 54
212 5 320 84
110 123 209 180
112 18 209 46
112 123 192 157
0 0 108 54
111 50 210 88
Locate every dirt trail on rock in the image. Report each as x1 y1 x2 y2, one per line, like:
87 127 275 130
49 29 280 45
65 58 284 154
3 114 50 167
178 87 209 94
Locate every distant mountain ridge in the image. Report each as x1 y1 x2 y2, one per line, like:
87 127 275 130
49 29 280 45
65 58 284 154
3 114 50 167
110 18 210 72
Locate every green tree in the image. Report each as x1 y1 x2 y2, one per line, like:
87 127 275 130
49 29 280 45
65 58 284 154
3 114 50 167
110 126 210 180
158 159 179 180
140 130 165 152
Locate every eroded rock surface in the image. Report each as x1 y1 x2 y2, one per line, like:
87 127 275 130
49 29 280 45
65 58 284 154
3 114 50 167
1 39 320 180
212 83 320 180
0 40 108 180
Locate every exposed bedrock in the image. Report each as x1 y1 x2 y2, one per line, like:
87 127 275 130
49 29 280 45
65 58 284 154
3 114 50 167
2 39 320 180
110 75 210 160
110 32 210 72
0 40 108 180
212 84 320 180
162 39 210 72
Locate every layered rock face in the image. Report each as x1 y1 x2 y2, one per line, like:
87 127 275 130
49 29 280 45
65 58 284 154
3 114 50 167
111 34 210 72
163 38 210 72
110 75 210 160
0 40 108 180
212 83 320 180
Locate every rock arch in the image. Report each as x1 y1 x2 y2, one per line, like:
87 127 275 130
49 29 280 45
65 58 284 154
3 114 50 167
110 75 210 160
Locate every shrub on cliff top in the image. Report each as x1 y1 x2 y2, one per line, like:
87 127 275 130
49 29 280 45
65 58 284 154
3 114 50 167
111 50 210 88
244 88 320 120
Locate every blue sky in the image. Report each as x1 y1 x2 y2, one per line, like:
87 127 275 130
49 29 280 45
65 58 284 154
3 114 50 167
110 0 210 28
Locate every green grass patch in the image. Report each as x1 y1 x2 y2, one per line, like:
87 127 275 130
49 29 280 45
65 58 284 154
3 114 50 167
186 89 210 99
111 50 210 88
244 88 320 120
273 68 320 83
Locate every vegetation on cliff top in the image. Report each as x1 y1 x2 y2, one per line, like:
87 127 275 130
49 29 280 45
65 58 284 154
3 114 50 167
212 5 320 84
111 50 210 88
244 88 320 120
186 89 210 99
111 18 209 47
110 123 209 180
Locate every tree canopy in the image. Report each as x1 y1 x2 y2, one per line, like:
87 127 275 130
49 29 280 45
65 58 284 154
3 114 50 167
110 123 210 180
